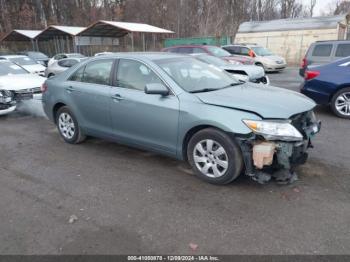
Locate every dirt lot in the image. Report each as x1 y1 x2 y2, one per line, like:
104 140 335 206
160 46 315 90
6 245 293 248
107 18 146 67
0 68 349 254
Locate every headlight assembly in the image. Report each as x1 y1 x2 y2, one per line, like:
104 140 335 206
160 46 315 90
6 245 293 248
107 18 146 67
0 90 13 103
243 119 303 141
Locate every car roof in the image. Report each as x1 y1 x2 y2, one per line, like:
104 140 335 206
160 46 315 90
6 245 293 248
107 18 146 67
314 40 350 44
0 55 28 58
88 52 191 62
165 45 218 49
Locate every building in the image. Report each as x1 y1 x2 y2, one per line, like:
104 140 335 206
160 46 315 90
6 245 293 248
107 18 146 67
235 14 350 65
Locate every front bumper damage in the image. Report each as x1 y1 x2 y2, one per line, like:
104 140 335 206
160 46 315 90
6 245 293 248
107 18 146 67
0 90 16 116
237 111 321 184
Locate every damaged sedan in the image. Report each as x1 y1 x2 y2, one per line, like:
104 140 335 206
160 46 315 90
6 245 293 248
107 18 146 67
42 53 320 185
0 60 45 115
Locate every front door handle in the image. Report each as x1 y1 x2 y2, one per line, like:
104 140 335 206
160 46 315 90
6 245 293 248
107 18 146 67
111 94 124 101
65 86 74 93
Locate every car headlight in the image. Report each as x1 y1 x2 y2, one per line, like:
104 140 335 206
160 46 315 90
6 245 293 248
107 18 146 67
0 90 13 103
243 119 303 141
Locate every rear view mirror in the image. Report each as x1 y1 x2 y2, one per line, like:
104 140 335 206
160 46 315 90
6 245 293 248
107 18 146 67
145 83 169 96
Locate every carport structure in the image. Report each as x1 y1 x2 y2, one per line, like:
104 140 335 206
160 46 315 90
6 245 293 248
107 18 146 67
35 25 86 56
77 20 174 51
0 30 42 51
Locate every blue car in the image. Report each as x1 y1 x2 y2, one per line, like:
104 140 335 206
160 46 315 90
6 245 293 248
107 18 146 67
301 57 350 119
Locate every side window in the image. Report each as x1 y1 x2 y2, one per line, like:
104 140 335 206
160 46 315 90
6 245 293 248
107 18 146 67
335 44 350 57
312 44 332 57
240 47 250 56
58 59 78 68
116 59 163 91
192 47 207 54
69 66 85 82
82 59 114 85
225 46 238 54
178 47 193 54
167 48 179 53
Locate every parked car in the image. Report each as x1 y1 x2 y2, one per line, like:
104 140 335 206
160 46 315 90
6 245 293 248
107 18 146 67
42 53 320 185
162 45 254 65
299 40 350 77
222 44 287 72
0 60 45 115
301 56 350 119
18 51 49 66
0 55 46 76
46 57 88 77
48 53 85 66
192 54 269 85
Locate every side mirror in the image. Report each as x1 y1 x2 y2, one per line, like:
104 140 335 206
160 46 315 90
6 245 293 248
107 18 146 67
145 83 169 96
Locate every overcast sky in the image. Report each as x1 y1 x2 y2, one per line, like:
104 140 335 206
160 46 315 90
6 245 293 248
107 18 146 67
313 0 335 16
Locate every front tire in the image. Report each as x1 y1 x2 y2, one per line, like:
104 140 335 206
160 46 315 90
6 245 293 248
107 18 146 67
331 87 350 119
56 106 86 144
187 128 243 185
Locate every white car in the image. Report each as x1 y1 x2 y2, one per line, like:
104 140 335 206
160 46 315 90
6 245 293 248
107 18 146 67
0 55 46 76
48 53 85 67
94 52 114 56
0 60 46 115
222 44 287 72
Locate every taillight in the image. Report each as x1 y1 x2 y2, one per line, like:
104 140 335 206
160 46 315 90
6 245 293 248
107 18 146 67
301 57 307 68
304 70 320 80
41 83 48 93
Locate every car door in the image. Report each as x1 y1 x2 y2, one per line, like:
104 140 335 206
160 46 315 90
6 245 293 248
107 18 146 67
110 58 179 155
65 59 115 135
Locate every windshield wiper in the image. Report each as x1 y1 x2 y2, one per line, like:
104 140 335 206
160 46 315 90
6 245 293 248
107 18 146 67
221 82 244 89
190 82 242 94
190 88 219 93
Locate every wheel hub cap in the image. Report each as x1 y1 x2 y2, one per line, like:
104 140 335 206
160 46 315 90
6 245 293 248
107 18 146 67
335 92 350 116
193 139 228 178
58 113 75 139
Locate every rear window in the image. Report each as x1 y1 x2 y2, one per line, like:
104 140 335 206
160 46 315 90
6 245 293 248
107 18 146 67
312 44 332 57
335 44 350 57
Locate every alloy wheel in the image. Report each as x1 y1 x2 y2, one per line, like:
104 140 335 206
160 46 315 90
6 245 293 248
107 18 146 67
58 112 76 139
335 92 350 116
193 139 229 178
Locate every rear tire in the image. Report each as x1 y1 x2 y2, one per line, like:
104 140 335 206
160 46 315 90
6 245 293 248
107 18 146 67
330 87 350 119
56 106 86 144
187 128 243 185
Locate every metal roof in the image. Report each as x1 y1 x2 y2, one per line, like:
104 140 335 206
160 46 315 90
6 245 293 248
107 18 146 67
1 29 42 41
238 15 346 33
36 25 86 40
78 20 174 37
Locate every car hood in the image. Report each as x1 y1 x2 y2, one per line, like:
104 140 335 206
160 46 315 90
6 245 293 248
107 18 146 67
0 74 46 91
262 55 285 64
220 65 265 80
194 83 315 119
22 64 46 73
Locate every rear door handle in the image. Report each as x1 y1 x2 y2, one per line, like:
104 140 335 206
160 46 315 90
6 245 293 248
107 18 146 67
111 94 124 101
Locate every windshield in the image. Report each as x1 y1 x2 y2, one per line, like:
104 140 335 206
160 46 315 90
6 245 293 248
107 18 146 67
27 52 48 59
196 55 229 67
155 57 240 93
251 47 274 56
8 56 37 66
206 46 231 57
0 61 28 76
